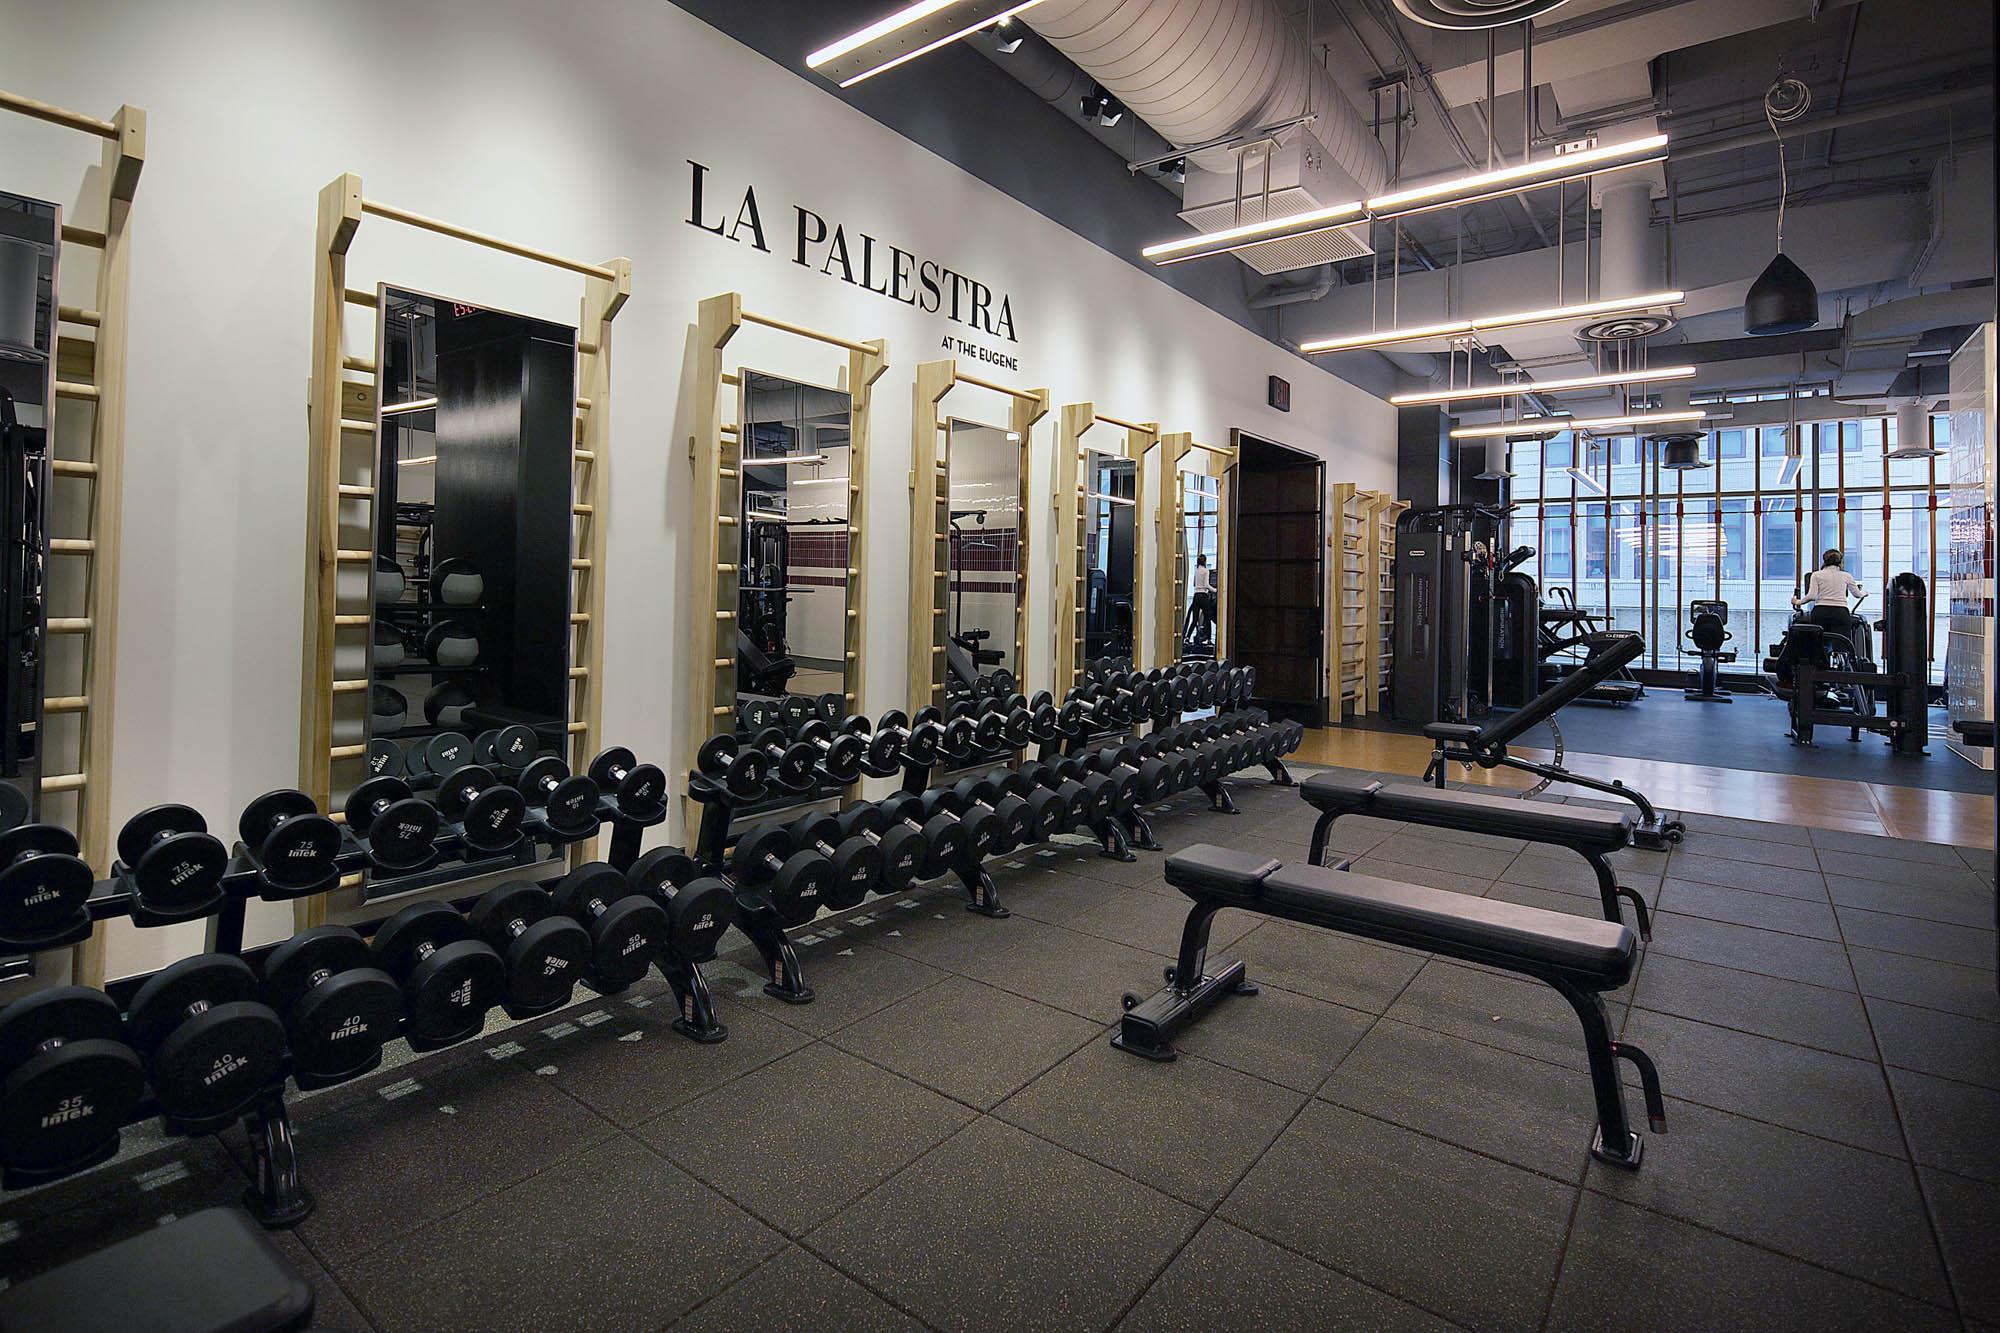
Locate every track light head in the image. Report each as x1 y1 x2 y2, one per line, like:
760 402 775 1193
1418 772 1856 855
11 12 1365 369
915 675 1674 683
1081 85 1123 127
992 16 1023 51
1157 156 1187 184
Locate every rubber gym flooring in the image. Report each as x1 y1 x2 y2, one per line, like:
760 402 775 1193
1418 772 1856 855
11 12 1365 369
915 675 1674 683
1 772 1995 1332
1350 692 1996 795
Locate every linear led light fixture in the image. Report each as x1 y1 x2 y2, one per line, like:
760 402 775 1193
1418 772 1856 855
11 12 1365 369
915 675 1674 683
1303 290 1685 356
396 454 438 467
1449 410 1705 439
1391 365 1696 406
805 0 1046 88
1090 492 1137 506
380 396 438 416
741 453 830 468
1563 467 1607 496
1144 134 1667 267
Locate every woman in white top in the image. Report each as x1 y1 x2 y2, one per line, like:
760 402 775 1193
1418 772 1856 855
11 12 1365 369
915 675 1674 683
1794 550 1867 611
1185 555 1217 646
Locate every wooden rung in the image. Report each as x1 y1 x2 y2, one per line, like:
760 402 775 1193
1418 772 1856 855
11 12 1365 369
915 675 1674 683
47 618 91 634
358 197 619 280
57 305 101 328
845 652 858 661
576 397 592 410
569 666 588 678
717 515 738 526
579 340 600 356
846 609 857 618
719 467 738 479
716 610 735 619
338 484 373 499
721 373 740 387
61 224 105 248
713 657 731 669
54 380 98 400
331 743 366 760
574 450 595 462
567 721 587 734
571 558 592 569
573 503 593 515
40 772 85 793
335 614 370 627
713 705 733 715
340 419 373 433
52 460 98 477
716 563 738 573
740 309 875 355
570 613 590 624
335 549 371 562
343 355 376 374
48 538 94 554
719 425 738 435
933 645 947 653
331 679 368 694
42 695 88 713
344 288 378 308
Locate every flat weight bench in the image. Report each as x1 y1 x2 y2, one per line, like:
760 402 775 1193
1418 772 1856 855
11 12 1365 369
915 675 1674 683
0 1207 314 1333
1115 845 1666 1169
1302 775 1653 939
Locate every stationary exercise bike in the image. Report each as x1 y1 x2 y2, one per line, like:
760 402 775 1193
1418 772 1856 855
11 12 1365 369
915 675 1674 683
1683 600 1734 703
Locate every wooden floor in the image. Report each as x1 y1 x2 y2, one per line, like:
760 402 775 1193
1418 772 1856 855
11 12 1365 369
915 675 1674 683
1292 726 1998 849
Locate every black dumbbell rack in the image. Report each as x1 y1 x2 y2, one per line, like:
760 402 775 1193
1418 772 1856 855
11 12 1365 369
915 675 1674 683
682 778 822 1008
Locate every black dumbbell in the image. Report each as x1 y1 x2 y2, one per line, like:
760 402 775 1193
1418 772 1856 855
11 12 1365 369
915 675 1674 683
793 720 864 784
550 863 671 992
0 987 144 1175
778 696 816 734
237 790 342 896
831 805 925 895
0 825 95 945
469 883 590 1011
787 812 881 909
745 728 820 792
475 724 539 773
844 712 906 777
126 955 287 1125
344 777 441 871
517 756 601 839
587 748 669 821
366 738 404 779
727 824 833 928
260 926 402 1083
436 765 528 854
896 716 946 769
876 793 968 879
370 901 504 1046
115 806 229 922
626 849 737 960
915 787 1003 862
948 772 1039 850
694 734 772 803
428 556 484 606
1017 759 1091 833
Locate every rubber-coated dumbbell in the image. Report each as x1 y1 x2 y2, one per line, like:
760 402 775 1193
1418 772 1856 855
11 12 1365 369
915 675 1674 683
436 765 528 854
727 824 832 927
626 850 737 960
786 812 881 909
0 825 95 945
516 756 601 839
238 790 343 895
344 778 441 871
370 901 504 1046
366 738 404 779
915 787 1004 862
586 748 669 821
693 734 771 803
115 806 229 922
875 794 969 880
830 805 924 894
125 955 287 1125
550 863 670 992
1015 760 1088 833
948 772 1039 850
0 987 144 1175
744 728 820 792
845 712 906 777
260 926 402 1083
474 724 539 774
468 883 589 1011
793 721 864 784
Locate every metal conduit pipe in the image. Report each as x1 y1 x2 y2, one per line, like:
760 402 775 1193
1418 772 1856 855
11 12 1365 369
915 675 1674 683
1247 265 1338 308
1023 0 1391 191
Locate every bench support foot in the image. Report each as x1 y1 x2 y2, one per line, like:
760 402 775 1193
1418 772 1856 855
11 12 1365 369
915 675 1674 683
1590 1125 1645 1170
1112 955 1250 1062
241 1087 313 1228
663 956 730 1043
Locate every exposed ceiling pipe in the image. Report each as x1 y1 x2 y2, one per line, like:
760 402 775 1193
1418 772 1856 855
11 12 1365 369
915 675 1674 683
1020 0 1391 191
963 25 1180 179
1248 265 1338 308
1671 87 1991 166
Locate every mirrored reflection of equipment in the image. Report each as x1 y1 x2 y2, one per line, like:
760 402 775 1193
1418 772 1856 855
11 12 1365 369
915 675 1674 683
945 508 1005 699
1 388 48 832
1084 453 1137 672
1763 572 1929 753
739 513 796 697
1684 601 1734 703
1540 587 1645 707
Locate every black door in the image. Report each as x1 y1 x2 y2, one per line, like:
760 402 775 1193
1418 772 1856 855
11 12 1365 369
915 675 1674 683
1231 434 1325 725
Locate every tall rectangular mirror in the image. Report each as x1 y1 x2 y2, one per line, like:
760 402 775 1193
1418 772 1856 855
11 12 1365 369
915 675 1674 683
734 370 853 755
367 287 577 782
1084 451 1138 677
944 418 1022 702
1179 471 1221 660
0 191 60 833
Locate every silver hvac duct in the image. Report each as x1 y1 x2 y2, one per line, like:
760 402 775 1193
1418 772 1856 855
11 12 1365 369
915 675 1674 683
1596 178 1654 300
1023 0 1391 192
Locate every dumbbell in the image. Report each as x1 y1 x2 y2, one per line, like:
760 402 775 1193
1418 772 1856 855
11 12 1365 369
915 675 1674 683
895 715 946 769
786 812 882 910
693 734 771 804
830 805 925 894
475 724 539 774
746 728 821 792
915 787 1004 862
370 901 504 1046
586 748 669 821
343 777 441 871
125 955 287 1125
417 732 475 784
736 697 780 734
727 824 833 929
1055 754 1126 825
0 825 95 945
626 850 737 960
875 793 969 879
0 987 144 1175
428 556 484 607
436 766 528 854
467 883 589 1011
794 720 865 784
516 756 601 840
115 806 229 922
970 705 1032 753
366 738 404 779
948 772 1040 850
846 712 907 777
237 790 343 895
778 696 816 734
1087 746 1166 808
936 713 978 763
260 926 402 1083
550 863 670 992
817 692 846 723
1012 760 1086 834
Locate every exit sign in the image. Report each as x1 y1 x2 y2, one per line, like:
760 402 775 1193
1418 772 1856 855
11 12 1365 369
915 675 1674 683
1268 375 1291 412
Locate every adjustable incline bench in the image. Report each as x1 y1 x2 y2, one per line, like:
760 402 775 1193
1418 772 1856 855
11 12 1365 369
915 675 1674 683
1115 846 1666 1169
1422 630 1684 849
1302 778 1653 937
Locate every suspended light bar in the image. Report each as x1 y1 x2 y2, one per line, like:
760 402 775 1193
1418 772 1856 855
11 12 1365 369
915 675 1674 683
1304 291 1685 355
1450 410 1705 439
1090 492 1137 506
1143 134 1668 268
380 396 438 416
1391 365 1696 406
1776 455 1803 487
1564 467 1607 496
741 453 830 468
806 0 1046 88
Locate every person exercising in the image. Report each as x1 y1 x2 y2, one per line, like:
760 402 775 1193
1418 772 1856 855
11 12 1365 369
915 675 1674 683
1793 550 1867 613
1185 555 1216 647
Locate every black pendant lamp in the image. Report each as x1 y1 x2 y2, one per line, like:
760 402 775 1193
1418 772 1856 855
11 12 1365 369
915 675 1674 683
1655 433 1709 470
1746 78 1819 336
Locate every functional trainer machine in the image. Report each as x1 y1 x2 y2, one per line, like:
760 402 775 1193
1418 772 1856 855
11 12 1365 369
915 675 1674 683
1763 573 1930 753
1684 600 1734 702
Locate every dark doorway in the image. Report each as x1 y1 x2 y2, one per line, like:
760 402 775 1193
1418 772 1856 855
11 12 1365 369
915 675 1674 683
1231 432 1325 725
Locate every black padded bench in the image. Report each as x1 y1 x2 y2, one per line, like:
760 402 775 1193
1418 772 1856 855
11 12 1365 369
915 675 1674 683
1115 845 1666 1169
1302 774 1653 938
0 1207 313 1333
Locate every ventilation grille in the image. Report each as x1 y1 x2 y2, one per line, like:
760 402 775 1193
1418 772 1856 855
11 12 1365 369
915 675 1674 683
1178 191 1374 275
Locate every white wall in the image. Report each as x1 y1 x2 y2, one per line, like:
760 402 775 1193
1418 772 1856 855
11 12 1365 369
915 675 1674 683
0 0 1394 977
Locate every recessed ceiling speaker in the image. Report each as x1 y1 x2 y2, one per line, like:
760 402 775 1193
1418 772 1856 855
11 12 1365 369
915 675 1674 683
1392 0 1576 29
1745 252 1819 336
1654 432 1709 470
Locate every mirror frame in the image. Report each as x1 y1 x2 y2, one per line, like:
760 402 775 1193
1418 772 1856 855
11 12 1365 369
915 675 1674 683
1146 433 1238 668
908 360 1047 713
1054 404 1155 696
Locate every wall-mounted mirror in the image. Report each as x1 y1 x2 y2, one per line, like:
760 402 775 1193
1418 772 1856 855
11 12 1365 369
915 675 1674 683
1179 471 1222 660
367 287 577 783
0 191 60 834
733 370 853 747
944 418 1022 703
1084 451 1138 676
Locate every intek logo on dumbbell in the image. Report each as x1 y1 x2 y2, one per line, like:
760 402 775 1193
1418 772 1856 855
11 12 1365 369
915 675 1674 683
691 913 716 933
540 954 572 977
449 979 475 1010
484 808 508 831
168 859 205 888
620 934 648 958
21 882 62 907
287 844 317 860
849 866 870 887
329 1014 374 1042
394 818 425 840
201 1051 250 1087
40 1094 97 1128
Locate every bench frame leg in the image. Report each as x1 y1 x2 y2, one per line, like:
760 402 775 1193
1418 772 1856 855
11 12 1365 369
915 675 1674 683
1307 810 1338 867
1546 974 1664 1171
1584 851 1652 941
1111 902 1256 1061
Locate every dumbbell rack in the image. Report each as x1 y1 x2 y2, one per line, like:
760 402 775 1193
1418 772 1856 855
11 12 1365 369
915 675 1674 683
683 779 822 1007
